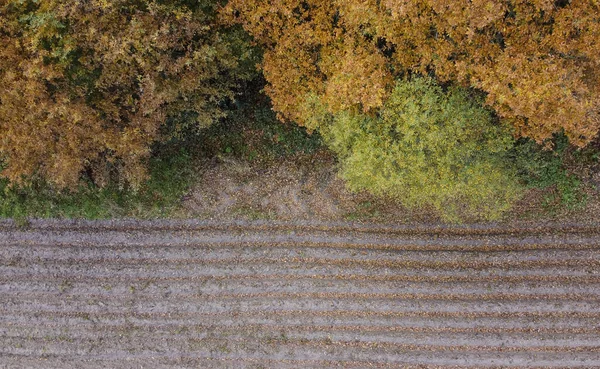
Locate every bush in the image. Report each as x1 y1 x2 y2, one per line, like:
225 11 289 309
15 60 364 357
319 77 523 222
0 0 257 190
512 134 588 209
0 141 196 219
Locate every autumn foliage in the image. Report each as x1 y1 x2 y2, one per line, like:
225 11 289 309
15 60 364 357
0 0 254 189
224 0 600 146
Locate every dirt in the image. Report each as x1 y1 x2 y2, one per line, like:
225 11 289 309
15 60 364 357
3 152 600 368
1 219 600 368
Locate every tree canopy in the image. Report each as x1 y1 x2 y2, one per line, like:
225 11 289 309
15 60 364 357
0 0 255 189
224 0 600 146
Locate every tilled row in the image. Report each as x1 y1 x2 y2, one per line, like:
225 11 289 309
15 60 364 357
3 319 600 334
1 218 599 237
3 278 600 296
2 334 600 367
0 356 593 369
1 220 599 368
2 226 600 253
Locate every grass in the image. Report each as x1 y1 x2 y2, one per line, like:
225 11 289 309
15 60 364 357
343 200 381 221
230 204 276 220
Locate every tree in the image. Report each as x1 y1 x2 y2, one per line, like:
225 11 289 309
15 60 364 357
223 0 600 146
317 77 522 221
0 0 256 189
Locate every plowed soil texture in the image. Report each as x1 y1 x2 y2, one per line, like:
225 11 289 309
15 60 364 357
1 219 600 368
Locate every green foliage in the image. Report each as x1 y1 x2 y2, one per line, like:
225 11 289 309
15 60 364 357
512 134 588 209
319 76 523 222
0 143 196 219
198 87 323 163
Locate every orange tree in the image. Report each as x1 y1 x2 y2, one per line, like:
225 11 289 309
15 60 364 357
0 0 256 189
223 0 600 146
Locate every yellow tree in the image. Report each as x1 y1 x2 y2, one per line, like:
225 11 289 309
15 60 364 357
224 0 600 145
0 0 254 189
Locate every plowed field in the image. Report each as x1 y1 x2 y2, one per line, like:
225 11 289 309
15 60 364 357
1 220 599 368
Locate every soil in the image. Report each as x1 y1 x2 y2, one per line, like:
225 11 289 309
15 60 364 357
1 219 600 368
3 152 600 368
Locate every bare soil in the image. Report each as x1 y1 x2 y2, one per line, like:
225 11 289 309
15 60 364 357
1 219 600 368
3 152 600 368
183 152 441 223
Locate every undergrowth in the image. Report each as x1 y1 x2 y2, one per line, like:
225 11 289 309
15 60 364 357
0 144 195 220
0 82 324 220
197 88 323 163
512 133 596 211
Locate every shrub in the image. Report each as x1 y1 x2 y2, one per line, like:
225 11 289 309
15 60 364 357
319 77 523 222
0 142 196 219
512 134 588 209
0 0 256 190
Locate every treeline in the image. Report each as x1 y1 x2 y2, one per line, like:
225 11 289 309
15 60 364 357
1 0 599 220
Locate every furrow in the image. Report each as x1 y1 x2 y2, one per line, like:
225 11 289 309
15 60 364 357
3 312 599 331
0 281 600 302
2 334 600 359
4 245 600 265
4 278 599 297
2 298 599 316
2 232 600 252
2 334 600 366
4 290 600 303
3 272 600 285
1 352 594 369
2 320 599 336
2 330 599 354
2 218 600 237
3 255 599 270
